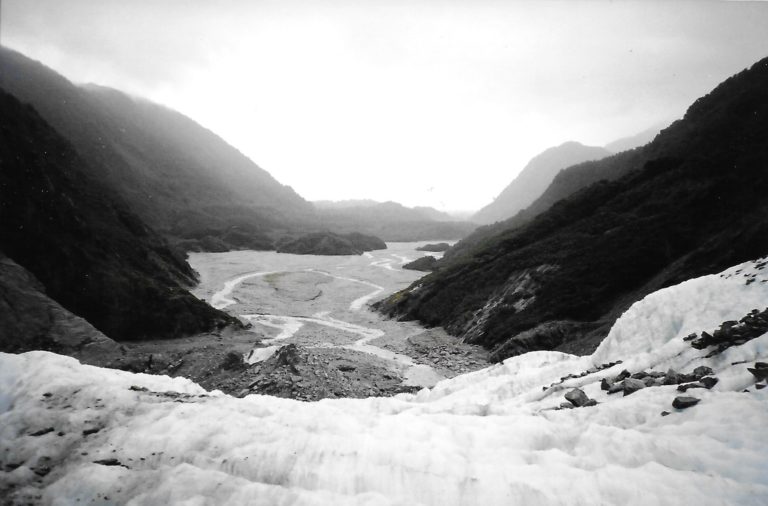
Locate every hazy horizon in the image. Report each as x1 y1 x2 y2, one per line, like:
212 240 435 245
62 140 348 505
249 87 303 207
4 0 768 212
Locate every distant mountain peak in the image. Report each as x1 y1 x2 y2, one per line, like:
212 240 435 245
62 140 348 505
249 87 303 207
472 142 611 224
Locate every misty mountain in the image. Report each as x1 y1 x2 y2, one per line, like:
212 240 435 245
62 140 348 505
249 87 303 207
472 142 611 225
377 56 768 362
603 124 665 153
315 200 455 222
314 199 381 209
445 125 686 261
0 88 236 342
0 47 313 251
314 201 475 241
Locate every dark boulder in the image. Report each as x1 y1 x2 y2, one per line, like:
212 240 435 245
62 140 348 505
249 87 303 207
622 378 646 396
672 396 700 409
564 388 590 407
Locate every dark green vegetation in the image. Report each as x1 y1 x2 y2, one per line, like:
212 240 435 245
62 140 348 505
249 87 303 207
378 57 768 361
276 232 387 255
0 89 236 341
0 47 312 252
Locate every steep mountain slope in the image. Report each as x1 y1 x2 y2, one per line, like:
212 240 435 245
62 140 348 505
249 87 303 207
472 142 611 225
0 89 235 341
378 56 768 361
0 47 312 250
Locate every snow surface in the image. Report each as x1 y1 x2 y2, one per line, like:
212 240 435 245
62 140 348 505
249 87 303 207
2 259 768 505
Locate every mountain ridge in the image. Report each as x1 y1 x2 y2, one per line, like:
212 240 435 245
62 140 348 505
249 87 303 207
378 56 768 361
0 47 313 251
472 141 611 225
0 87 237 341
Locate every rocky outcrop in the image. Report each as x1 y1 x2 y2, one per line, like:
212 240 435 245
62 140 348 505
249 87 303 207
416 243 450 252
686 301 768 356
488 321 599 363
277 232 386 256
402 256 438 272
0 256 123 364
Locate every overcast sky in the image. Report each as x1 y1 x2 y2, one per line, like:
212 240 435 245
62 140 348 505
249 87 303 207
4 1 768 212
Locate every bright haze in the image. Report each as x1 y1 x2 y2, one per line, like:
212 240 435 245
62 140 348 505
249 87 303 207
4 0 768 212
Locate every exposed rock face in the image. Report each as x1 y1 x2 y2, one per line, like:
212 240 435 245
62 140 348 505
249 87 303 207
488 320 598 363
416 243 450 252
403 256 438 272
379 56 768 359
0 88 237 341
0 256 123 364
277 232 386 256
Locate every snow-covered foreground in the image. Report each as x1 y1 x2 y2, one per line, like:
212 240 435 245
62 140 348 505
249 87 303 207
2 260 768 505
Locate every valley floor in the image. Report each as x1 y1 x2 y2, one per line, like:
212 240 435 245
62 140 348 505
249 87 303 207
119 243 488 400
1 258 767 504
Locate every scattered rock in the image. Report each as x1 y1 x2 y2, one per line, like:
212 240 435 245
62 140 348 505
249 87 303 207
700 377 719 389
693 366 714 378
672 396 700 409
748 362 768 380
564 388 590 407
689 309 768 355
622 378 646 396
29 427 55 437
677 382 705 392
660 411 671 417
93 458 128 468
615 370 631 382
663 368 680 385
33 466 51 477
